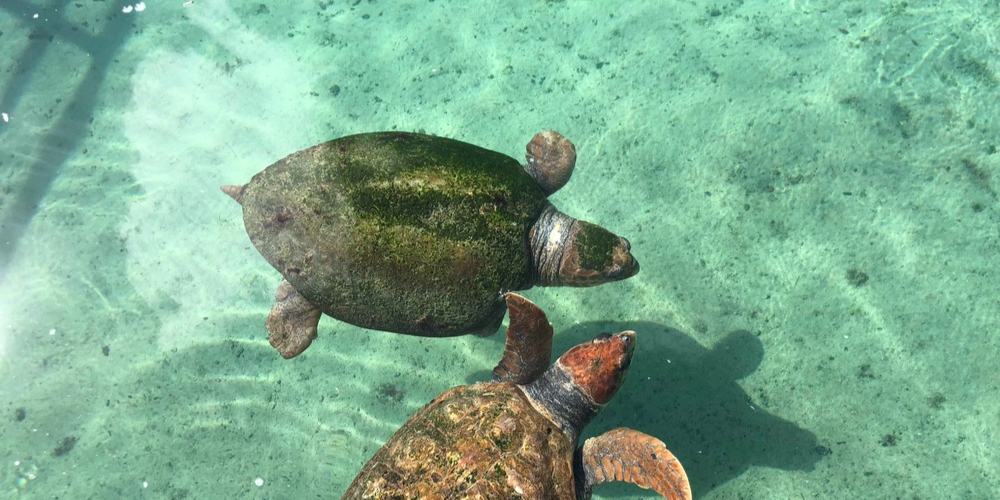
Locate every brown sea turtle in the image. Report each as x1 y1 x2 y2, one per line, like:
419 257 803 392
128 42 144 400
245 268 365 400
340 293 691 500
222 131 639 358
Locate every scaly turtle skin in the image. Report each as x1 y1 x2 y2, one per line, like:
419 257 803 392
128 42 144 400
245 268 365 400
222 132 639 358
340 293 691 500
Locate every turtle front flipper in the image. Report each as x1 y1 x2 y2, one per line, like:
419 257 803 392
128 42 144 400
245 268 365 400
266 280 322 359
576 427 691 500
491 292 553 384
524 131 576 196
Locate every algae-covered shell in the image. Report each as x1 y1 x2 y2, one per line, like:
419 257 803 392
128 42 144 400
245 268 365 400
342 382 577 499
240 132 547 337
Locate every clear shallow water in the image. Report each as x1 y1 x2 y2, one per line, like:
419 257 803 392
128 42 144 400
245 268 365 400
1 1 998 499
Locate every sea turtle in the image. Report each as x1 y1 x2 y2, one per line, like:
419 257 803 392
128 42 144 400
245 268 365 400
222 131 639 358
340 292 690 500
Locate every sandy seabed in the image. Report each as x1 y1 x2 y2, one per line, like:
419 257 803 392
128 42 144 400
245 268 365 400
1 1 998 499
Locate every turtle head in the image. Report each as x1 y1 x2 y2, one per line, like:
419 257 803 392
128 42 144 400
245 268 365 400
522 330 636 436
530 205 640 287
558 330 636 405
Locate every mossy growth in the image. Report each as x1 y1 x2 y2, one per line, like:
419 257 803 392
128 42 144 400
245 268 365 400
575 222 620 271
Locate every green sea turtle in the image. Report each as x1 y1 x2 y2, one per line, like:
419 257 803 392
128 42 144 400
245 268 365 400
340 293 690 500
222 131 639 358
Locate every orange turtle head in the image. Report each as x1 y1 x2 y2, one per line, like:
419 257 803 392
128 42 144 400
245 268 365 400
557 331 635 405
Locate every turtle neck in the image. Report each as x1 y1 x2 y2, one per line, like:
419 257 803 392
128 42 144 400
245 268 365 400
520 362 602 441
528 203 576 286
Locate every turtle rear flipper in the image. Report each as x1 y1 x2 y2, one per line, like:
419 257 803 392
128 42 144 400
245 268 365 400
491 292 553 384
576 427 691 500
266 280 321 359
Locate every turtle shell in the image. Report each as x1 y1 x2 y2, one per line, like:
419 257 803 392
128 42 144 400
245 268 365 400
341 382 576 500
239 132 549 337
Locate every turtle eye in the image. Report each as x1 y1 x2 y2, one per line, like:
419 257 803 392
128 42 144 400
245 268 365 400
594 332 612 341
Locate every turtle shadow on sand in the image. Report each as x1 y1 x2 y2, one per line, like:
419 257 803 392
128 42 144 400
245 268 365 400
486 321 825 496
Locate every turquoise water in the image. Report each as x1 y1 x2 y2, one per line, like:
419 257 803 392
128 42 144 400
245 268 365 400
1 0 998 498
